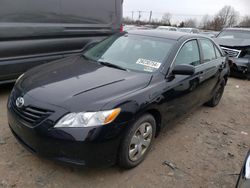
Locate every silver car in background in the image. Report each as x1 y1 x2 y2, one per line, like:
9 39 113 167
179 28 199 34
156 26 178 31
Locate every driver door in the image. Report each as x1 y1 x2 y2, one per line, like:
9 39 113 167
160 39 203 124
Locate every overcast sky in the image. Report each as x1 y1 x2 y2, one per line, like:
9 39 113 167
123 0 250 24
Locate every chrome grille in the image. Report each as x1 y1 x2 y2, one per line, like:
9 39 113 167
10 95 53 126
221 47 241 58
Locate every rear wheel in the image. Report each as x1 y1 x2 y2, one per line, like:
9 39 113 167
118 114 156 169
205 79 225 107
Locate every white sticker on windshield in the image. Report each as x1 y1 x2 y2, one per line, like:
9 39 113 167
136 58 161 69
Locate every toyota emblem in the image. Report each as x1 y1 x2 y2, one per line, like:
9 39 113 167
16 97 25 108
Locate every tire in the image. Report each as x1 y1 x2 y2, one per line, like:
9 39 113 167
118 114 156 169
205 79 225 107
246 74 250 81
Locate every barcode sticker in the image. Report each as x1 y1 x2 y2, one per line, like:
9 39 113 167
136 58 162 69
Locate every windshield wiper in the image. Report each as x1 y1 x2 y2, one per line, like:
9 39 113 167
98 61 128 71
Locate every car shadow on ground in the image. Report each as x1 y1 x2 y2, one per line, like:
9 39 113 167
0 83 14 96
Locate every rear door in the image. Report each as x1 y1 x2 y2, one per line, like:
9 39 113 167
197 38 225 103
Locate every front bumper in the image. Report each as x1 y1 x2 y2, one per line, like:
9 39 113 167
230 58 250 79
7 91 126 167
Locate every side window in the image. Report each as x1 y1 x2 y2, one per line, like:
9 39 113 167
200 39 216 62
214 45 222 58
175 40 200 66
192 29 199 34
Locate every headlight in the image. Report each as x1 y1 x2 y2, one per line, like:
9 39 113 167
54 108 121 128
15 73 24 84
245 153 250 179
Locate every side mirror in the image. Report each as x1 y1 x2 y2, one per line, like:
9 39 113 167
172 64 195 75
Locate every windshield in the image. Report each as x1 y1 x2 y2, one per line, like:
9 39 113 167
83 33 175 73
217 30 250 39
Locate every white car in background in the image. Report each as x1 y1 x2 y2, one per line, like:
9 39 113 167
178 28 200 34
124 25 149 31
123 25 138 31
156 26 178 31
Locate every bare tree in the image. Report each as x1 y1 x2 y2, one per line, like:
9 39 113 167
216 5 239 28
239 16 250 27
123 17 133 24
204 6 239 31
200 15 211 29
183 18 197 28
207 16 224 31
161 13 172 25
178 21 185 28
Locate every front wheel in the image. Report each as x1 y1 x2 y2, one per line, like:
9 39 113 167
205 79 225 107
246 74 250 81
118 114 156 169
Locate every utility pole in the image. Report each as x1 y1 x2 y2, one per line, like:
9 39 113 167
131 11 134 20
149 11 152 23
138 11 142 21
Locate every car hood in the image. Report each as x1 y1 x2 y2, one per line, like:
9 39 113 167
215 38 250 48
18 56 152 112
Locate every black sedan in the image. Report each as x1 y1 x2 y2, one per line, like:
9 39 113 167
8 30 230 168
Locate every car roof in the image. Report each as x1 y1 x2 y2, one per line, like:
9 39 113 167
127 30 202 40
223 27 250 32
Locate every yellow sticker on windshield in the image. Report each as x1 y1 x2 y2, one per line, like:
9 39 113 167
136 58 161 69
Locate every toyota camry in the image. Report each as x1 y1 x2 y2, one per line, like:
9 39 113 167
8 30 230 168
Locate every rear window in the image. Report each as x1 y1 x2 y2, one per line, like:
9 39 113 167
179 28 191 33
200 39 216 62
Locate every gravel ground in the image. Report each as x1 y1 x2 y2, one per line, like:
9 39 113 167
0 78 249 188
